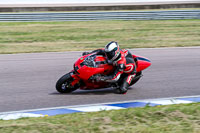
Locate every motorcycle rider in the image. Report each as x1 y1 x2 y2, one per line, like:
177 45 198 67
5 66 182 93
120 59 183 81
82 41 136 94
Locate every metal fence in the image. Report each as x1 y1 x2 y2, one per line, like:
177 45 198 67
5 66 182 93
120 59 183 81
0 10 200 21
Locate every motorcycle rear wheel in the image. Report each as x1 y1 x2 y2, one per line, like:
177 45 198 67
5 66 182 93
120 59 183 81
56 72 79 93
130 71 142 86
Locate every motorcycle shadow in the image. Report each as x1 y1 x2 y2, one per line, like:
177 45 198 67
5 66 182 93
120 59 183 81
73 88 117 95
52 87 133 95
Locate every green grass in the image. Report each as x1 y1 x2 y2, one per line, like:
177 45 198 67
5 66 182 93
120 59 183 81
0 103 200 133
0 19 200 54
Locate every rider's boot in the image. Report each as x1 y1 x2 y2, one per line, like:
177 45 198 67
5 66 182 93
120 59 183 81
115 82 128 94
115 74 136 94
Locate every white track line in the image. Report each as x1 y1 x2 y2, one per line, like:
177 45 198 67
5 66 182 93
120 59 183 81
0 94 200 115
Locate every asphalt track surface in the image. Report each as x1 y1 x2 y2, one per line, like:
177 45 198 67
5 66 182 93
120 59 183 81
0 47 200 113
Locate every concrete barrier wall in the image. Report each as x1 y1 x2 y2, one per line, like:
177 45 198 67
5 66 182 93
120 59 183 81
0 2 200 12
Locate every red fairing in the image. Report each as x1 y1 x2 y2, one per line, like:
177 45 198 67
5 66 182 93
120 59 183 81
74 55 113 80
132 55 151 72
70 74 80 86
74 54 114 89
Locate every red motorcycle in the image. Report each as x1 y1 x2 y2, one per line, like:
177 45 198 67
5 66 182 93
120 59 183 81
56 53 151 93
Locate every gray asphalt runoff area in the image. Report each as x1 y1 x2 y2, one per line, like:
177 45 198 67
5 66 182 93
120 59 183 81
0 47 200 112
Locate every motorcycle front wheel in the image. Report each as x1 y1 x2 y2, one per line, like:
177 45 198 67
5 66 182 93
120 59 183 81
56 72 79 93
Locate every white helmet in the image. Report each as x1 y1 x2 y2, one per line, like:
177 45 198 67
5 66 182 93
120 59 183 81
105 41 121 62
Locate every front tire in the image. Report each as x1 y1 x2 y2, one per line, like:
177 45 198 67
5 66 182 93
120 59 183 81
56 72 79 93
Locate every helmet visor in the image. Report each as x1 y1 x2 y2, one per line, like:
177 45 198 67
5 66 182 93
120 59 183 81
105 50 115 60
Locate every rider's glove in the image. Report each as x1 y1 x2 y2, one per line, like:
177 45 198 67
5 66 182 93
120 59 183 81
82 52 90 56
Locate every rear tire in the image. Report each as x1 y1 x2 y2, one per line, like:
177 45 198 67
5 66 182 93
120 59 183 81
56 72 79 93
130 71 142 86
